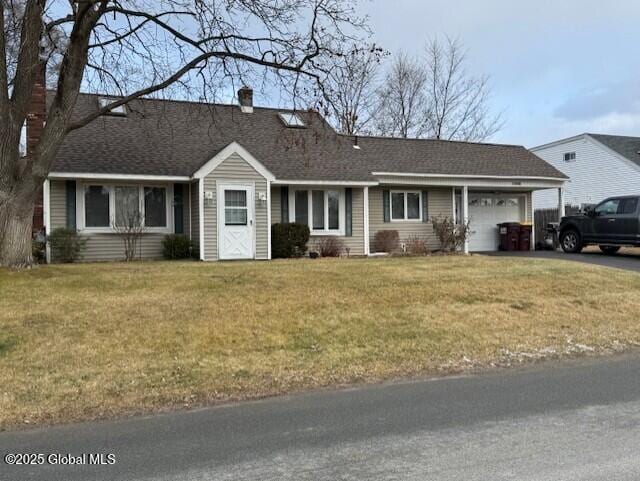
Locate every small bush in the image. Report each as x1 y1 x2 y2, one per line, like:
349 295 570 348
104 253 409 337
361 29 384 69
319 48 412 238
405 235 428 256
315 237 344 257
431 216 471 252
162 234 193 259
271 223 310 258
32 236 46 263
373 230 399 253
48 228 87 263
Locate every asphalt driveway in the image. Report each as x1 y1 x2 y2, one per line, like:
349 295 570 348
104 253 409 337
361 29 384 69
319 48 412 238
485 249 640 272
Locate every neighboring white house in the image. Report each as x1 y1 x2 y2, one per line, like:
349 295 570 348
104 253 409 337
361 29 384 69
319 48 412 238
532 133 640 210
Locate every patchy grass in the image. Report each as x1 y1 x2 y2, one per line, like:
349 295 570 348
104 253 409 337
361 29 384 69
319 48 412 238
2 256 640 429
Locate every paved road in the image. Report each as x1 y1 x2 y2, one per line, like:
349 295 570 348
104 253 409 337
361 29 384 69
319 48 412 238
3 354 640 480
486 249 640 272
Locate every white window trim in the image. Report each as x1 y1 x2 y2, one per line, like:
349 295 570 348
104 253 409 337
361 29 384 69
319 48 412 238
76 181 174 234
288 187 346 236
390 190 422 222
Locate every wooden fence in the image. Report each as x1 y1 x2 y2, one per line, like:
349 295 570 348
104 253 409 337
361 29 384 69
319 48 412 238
534 205 582 249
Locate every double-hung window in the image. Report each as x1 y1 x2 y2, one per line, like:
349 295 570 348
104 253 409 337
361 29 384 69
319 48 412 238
290 188 344 235
82 184 170 231
391 191 422 221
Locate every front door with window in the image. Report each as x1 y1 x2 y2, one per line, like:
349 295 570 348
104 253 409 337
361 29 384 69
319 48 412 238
218 184 254 260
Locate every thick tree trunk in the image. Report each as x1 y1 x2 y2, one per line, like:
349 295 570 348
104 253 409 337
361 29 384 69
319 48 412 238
0 191 36 269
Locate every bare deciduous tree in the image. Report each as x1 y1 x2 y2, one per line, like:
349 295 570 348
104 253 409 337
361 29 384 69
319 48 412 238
374 52 427 138
319 45 386 135
0 0 368 268
423 36 503 142
112 188 145 261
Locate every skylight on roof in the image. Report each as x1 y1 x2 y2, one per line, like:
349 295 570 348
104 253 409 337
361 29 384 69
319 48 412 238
278 112 305 128
99 97 127 116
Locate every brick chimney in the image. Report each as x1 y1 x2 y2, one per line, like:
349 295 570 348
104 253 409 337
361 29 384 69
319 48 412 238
29 62 47 236
238 86 253 113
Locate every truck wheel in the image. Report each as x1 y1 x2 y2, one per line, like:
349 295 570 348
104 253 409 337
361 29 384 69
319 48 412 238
560 230 583 253
599 245 621 255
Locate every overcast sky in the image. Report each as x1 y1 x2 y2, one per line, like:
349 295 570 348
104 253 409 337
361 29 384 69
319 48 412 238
360 0 640 147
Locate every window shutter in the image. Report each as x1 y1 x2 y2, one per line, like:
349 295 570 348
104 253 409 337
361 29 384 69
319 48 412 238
383 190 390 223
174 183 184 234
65 180 76 230
345 188 353 236
280 186 289 223
422 190 429 223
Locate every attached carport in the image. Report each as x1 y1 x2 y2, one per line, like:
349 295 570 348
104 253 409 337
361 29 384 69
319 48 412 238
449 178 567 253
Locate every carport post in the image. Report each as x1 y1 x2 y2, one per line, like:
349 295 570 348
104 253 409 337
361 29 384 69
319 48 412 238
558 187 566 221
462 185 469 254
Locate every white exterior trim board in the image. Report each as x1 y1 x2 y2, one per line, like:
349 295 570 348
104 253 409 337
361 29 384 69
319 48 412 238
530 134 589 152
372 172 566 182
198 178 205 260
43 179 51 263
273 179 378 186
49 172 190 182
363 186 370 256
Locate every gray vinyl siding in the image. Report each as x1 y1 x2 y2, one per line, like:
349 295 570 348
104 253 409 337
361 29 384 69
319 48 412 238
202 153 269 261
369 186 453 252
271 186 282 224
48 179 180 262
270 186 366 256
50 180 67 229
533 135 640 209
189 180 200 251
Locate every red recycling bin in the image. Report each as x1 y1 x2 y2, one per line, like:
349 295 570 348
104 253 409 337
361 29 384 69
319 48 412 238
498 223 521 251
519 224 532 251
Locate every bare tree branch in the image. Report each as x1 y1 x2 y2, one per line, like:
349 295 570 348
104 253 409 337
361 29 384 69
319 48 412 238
318 45 387 135
374 51 427 138
423 36 504 142
0 0 370 267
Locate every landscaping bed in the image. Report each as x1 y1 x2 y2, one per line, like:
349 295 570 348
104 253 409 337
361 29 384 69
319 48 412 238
2 256 640 429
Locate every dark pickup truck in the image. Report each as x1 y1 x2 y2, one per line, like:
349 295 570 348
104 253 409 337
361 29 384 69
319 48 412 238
559 195 640 254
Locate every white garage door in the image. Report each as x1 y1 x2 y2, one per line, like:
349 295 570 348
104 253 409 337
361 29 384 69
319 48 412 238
468 194 525 251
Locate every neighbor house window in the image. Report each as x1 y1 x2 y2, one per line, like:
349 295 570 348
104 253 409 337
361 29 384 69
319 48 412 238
290 188 344 234
563 152 576 162
84 185 110 227
391 191 421 221
82 184 169 231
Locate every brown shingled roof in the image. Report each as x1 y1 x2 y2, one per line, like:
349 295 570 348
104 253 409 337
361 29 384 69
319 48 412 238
51 92 567 181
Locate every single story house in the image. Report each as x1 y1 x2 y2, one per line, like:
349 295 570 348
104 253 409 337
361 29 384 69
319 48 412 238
532 133 640 211
39 87 566 262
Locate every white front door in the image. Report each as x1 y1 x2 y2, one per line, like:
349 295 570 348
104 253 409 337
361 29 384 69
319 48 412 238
468 193 525 251
218 184 254 260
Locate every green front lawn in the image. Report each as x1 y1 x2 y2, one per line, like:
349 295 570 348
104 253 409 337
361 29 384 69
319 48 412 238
1 256 640 428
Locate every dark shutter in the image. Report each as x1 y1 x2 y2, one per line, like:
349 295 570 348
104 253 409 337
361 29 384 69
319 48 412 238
174 184 184 234
422 190 429 223
345 188 353 237
280 186 289 223
65 180 76 230
383 190 390 223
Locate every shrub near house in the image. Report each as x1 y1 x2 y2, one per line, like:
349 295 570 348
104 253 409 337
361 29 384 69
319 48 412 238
271 223 311 258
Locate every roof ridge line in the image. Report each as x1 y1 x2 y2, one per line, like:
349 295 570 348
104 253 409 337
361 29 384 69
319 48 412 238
338 132 523 149
57 89 312 113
